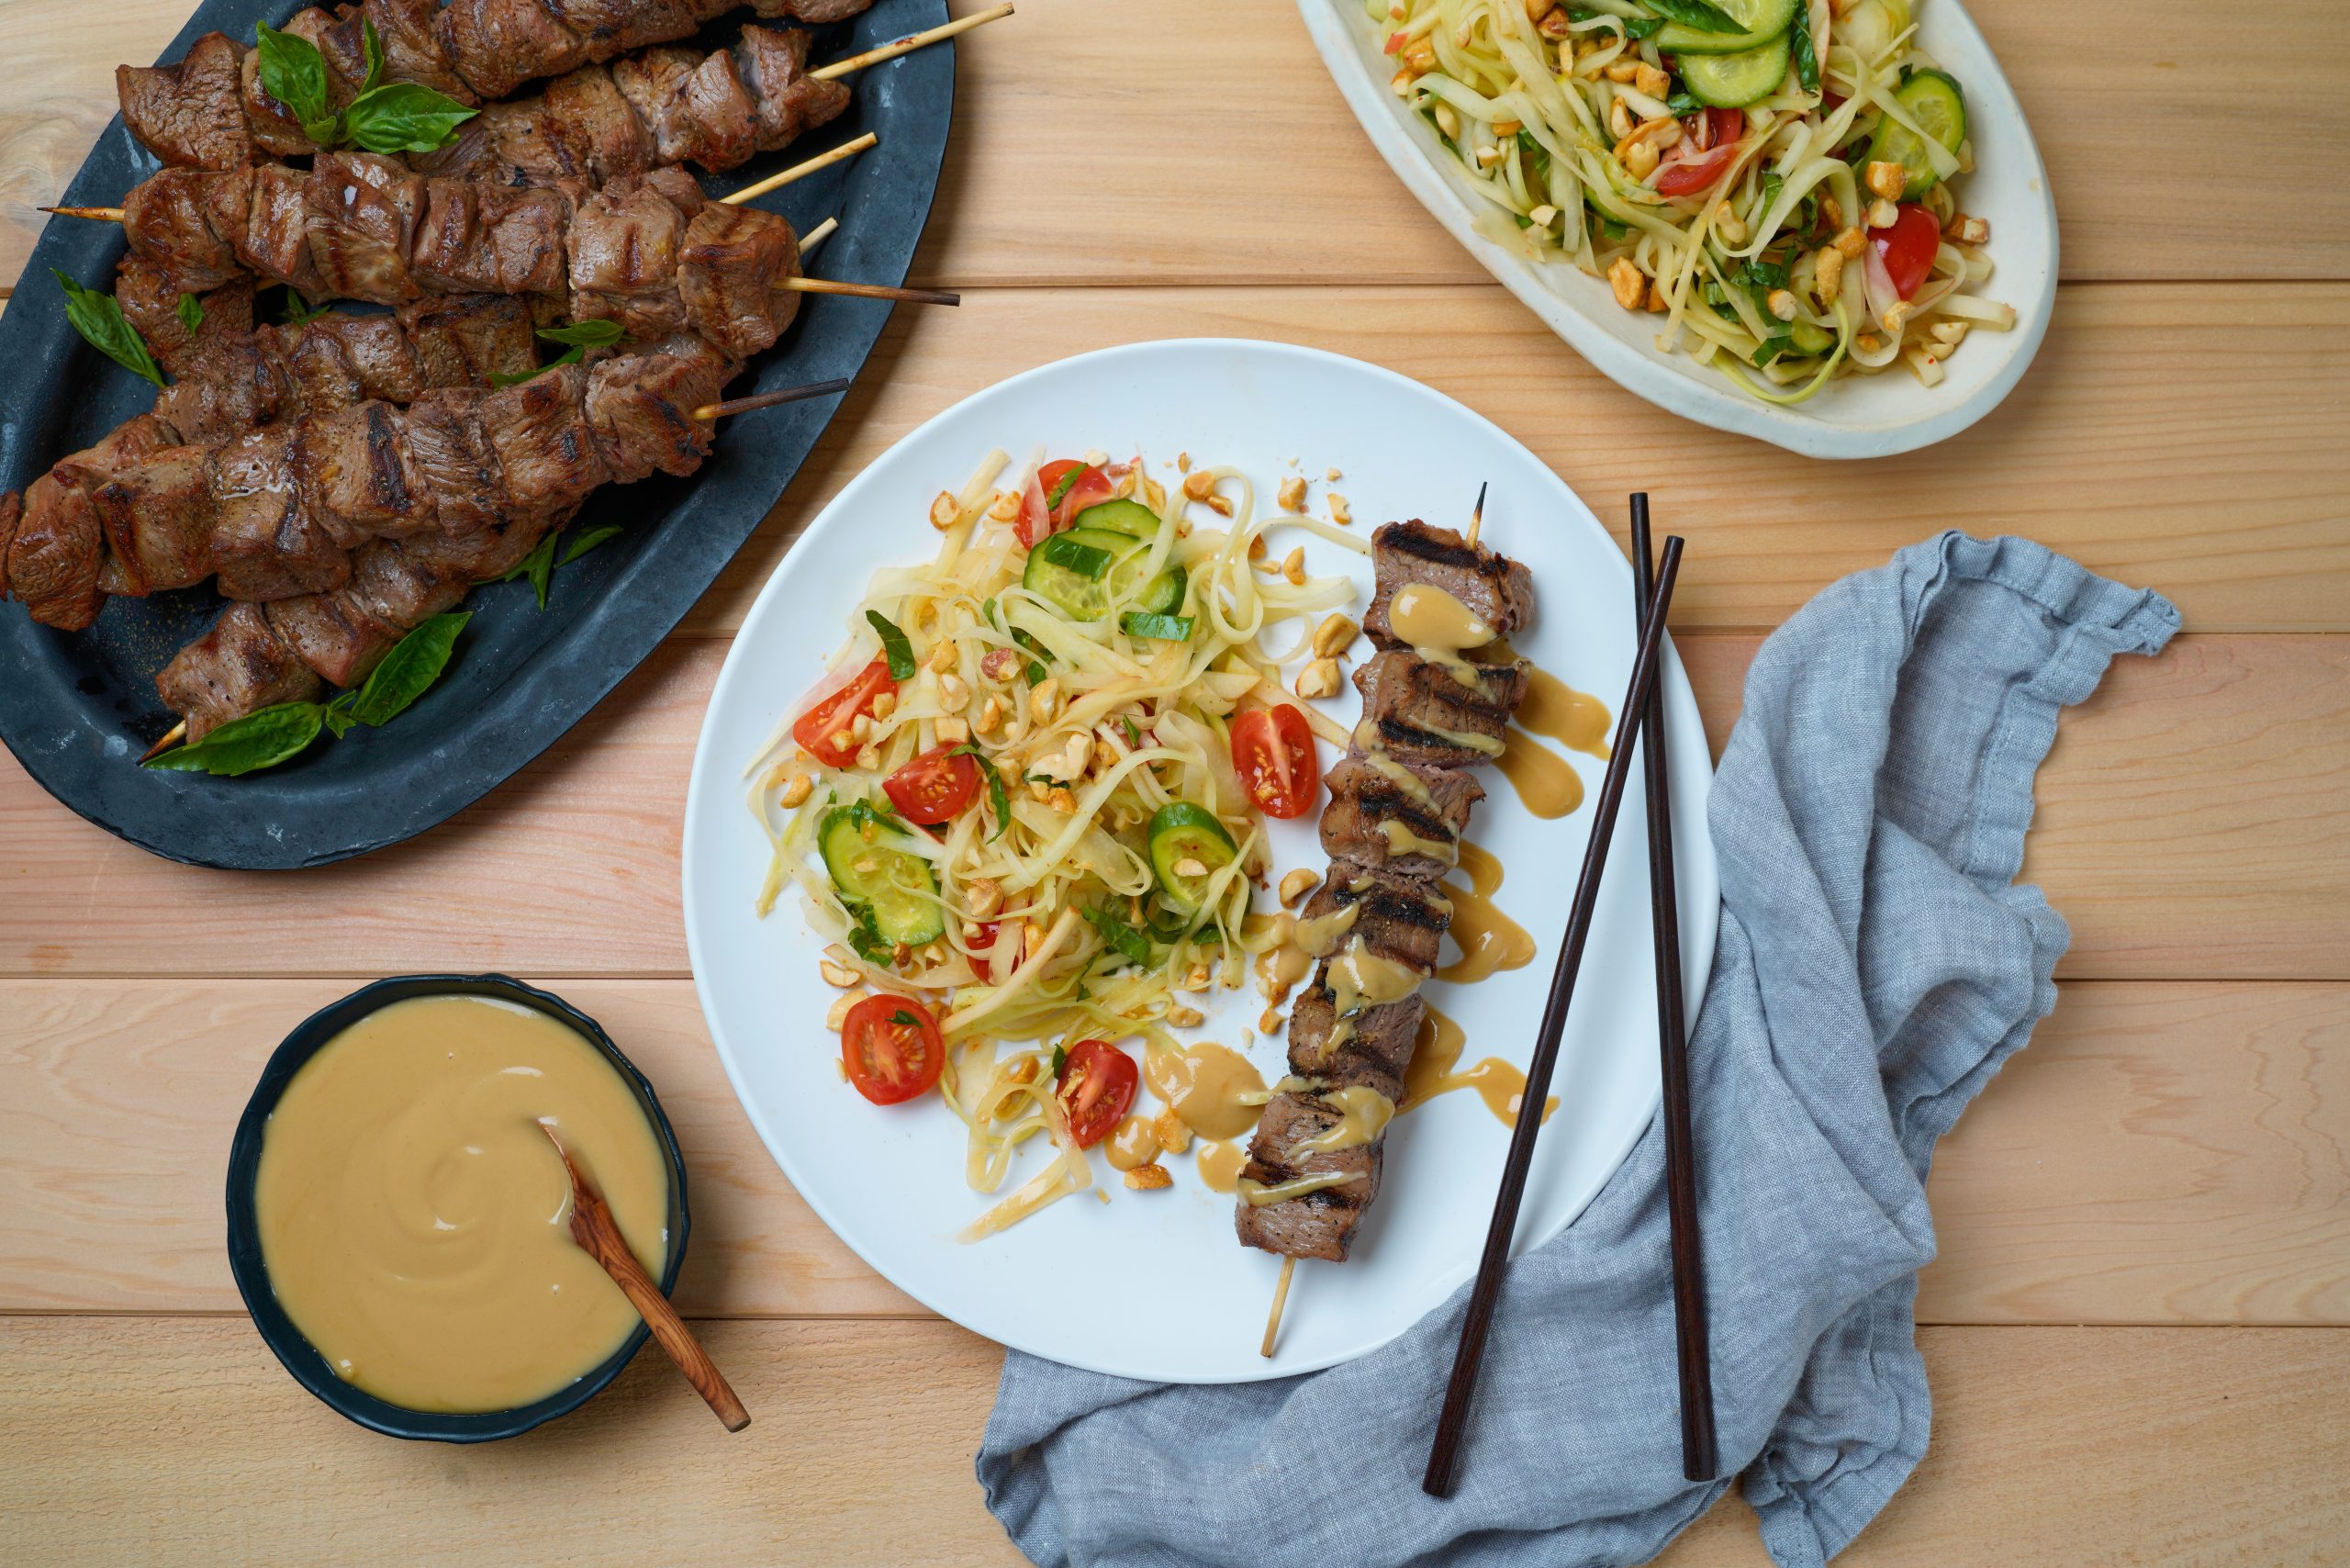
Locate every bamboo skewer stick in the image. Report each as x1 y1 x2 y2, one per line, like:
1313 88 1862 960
140 721 188 762
1464 479 1487 549
810 2 1013 81
779 274 957 304
692 375 851 421
41 206 122 222
721 130 875 205
1260 1255 1297 1359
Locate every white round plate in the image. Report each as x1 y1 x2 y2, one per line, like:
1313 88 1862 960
682 340 1718 1383
1295 0 2058 460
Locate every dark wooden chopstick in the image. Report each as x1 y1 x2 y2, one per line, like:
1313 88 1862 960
1633 494 1717 1483
1423 533 1686 1498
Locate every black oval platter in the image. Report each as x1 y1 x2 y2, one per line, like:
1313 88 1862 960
0 0 950 869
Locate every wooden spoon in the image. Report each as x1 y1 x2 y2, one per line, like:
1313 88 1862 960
540 1123 749 1432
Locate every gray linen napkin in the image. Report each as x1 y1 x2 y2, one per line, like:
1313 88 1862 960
977 532 2178 1568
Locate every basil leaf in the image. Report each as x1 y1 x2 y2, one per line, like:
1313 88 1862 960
1637 0 1743 33
358 16 386 94
948 744 1010 841
340 610 469 727
889 1009 922 1028
53 271 163 388
175 292 204 337
1119 611 1194 642
340 81 478 155
488 343 583 387
254 22 339 143
1121 715 1141 746
1666 91 1700 115
845 910 891 965
1034 532 1111 579
560 523 623 564
1043 465 1083 510
496 529 562 607
144 701 325 776
1751 335 1792 367
1791 0 1820 94
1081 903 1152 969
1620 13 1665 36
1010 628 1050 686
865 610 917 680
536 319 627 349
1050 1044 1067 1079
1743 254 1789 292
281 288 331 327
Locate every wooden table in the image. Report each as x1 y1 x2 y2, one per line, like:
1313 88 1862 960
3 2 2344 1560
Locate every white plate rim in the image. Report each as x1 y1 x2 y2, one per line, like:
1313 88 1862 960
681 338 1719 1382
1293 0 2059 460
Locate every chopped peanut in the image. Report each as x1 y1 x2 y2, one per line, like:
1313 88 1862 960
1528 203 1559 230
1620 135 1660 180
1766 288 1799 322
1490 118 1521 137
1258 1006 1285 1035
1814 245 1846 305
934 716 970 746
824 991 864 1029
871 692 898 722
1634 62 1670 99
937 672 969 710
827 727 853 754
1046 787 1078 813
818 958 859 988
1280 867 1323 908
928 490 959 531
1182 964 1212 991
1277 475 1307 513
849 713 873 744
1281 546 1306 587
1173 857 1210 879
1092 735 1122 774
1880 299 1916 334
1023 921 1046 960
979 647 1022 684
1644 280 1670 312
1536 5 1571 35
1153 1108 1193 1153
1124 1164 1174 1191
854 744 880 771
1834 225 1867 257
1713 202 1749 246
1390 67 1416 97
966 877 1003 919
985 489 1020 522
1433 102 1459 139
1945 213 1989 246
975 695 1005 735
778 772 812 809
1296 657 1343 700
1864 161 1908 202
1608 255 1645 310
1867 197 1899 229
1166 1002 1205 1029
1607 96 1637 141
1312 612 1359 658
1031 678 1061 723
925 639 959 675
1856 332 1882 353
1604 58 1640 84
1327 493 1352 527
1818 194 1843 230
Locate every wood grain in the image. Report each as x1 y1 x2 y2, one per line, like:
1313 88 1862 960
0 1316 2341 1565
5 0 2349 291
6 633 2340 982
4 978 2340 1325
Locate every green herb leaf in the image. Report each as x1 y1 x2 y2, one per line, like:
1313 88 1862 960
175 292 204 337
1621 13 1666 37
341 80 478 155
1050 1044 1067 1079
52 271 163 388
281 288 331 328
536 319 627 350
866 610 917 680
1665 91 1700 115
254 21 338 144
1043 465 1083 510
889 1009 922 1028
1010 628 1050 686
144 700 325 776
339 610 469 728
1119 611 1194 642
1636 0 1743 33
560 523 623 564
1742 254 1789 292
1791 0 1820 94
1121 715 1141 747
1516 127 1551 180
495 529 562 607
1034 532 1112 579
845 909 891 965
358 17 386 94
1760 171 1785 215
1081 903 1153 969
488 343 585 388
1751 333 1793 366
948 744 1011 842
843 796 909 838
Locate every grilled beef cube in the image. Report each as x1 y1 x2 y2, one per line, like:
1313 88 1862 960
614 46 757 172
209 427 351 600
397 391 509 536
366 0 480 105
1319 753 1483 879
92 447 217 598
157 334 283 446
118 261 254 377
263 590 397 689
394 503 566 588
297 403 431 546
410 182 574 298
736 25 851 149
1298 860 1451 975
567 174 696 339
116 32 251 172
434 0 592 101
480 364 610 512
122 167 244 293
306 154 426 304
1233 1092 1385 1263
235 30 324 160
1363 519 1538 649
545 65 654 184
1287 987 1424 1107
1353 648 1527 770
399 296 541 390
678 202 799 358
585 339 734 483
755 0 878 22
345 536 472 628
7 417 183 626
242 163 327 299
159 603 327 743
295 311 429 411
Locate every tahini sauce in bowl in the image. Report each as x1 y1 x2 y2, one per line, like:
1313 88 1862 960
253 994 671 1415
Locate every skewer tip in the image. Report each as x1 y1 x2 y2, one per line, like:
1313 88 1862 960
138 719 189 763
41 206 125 222
1259 1255 1298 1359
691 375 855 422
1465 480 1487 548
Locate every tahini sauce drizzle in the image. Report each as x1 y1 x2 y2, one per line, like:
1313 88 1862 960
1387 582 1495 685
1401 1002 1557 1127
1195 1139 1248 1193
1436 842 1536 986
1516 666 1613 759
1145 1042 1266 1142
1286 1085 1395 1158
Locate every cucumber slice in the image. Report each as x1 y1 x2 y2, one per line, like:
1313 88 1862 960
1868 69 1965 199
1069 498 1160 538
1678 32 1791 106
1022 527 1185 622
819 802 944 947
1787 318 1834 355
1707 0 1796 30
1147 801 1238 913
1653 0 1793 57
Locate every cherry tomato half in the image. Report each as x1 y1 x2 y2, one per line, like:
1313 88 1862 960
1057 1039 1138 1148
1054 462 1125 530
1872 203 1942 300
883 743 981 825
1014 467 1051 548
791 656 898 769
841 995 946 1105
1230 704 1321 820
970 919 1016 983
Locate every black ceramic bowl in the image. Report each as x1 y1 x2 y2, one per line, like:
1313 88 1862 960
225 973 689 1442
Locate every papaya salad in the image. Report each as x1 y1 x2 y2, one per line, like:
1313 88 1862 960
744 450 1360 1238
1373 0 2014 401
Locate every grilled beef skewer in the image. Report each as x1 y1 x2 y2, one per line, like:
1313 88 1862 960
119 0 873 169
1235 520 1538 1266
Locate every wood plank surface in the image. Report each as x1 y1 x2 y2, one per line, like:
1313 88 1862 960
1 1316 2342 1565
4 978 2341 1326
4 0 2348 291
6 633 2342 982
